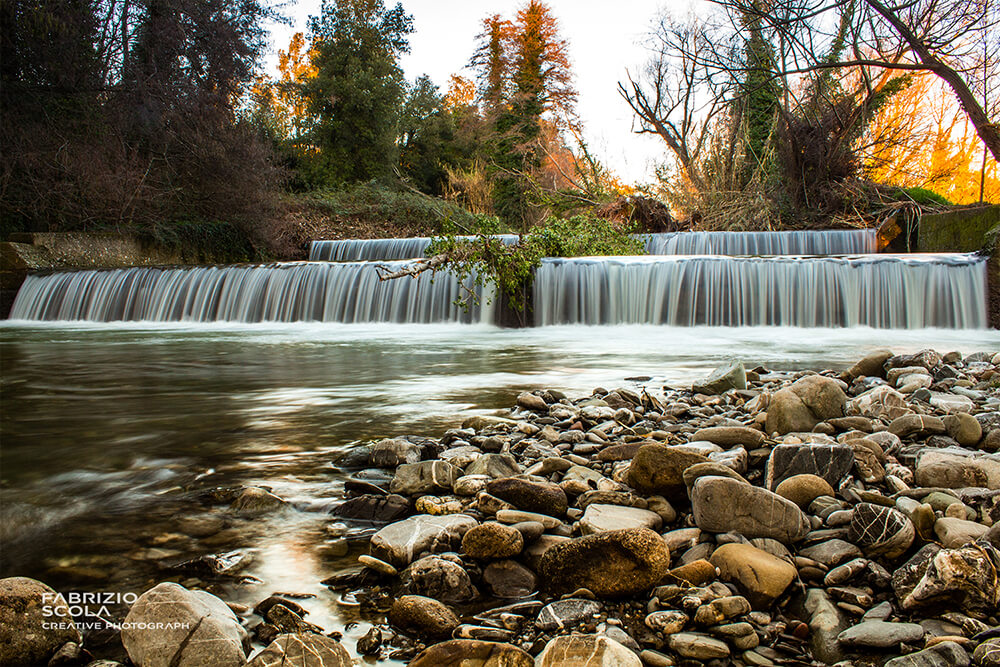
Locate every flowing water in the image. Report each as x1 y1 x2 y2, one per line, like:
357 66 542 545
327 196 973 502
2 320 999 658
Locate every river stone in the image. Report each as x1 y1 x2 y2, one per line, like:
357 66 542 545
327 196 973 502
709 543 797 609
595 443 642 461
798 539 862 568
929 391 975 414
692 476 810 543
409 639 534 667
535 634 642 667
774 474 835 508
943 413 983 446
915 449 1000 489
889 414 947 439
849 440 886 483
846 385 912 421
667 633 731 659
580 504 663 535
483 560 537 597
246 634 351 667
370 514 477 567
889 349 943 371
332 493 409 523
403 555 478 602
690 426 765 447
538 527 671 597
848 503 915 559
517 391 548 412
535 598 601 631
0 577 82 666
692 360 746 394
465 453 521 479
901 541 1000 613
805 588 848 664
765 388 817 434
486 477 567 516
974 638 1000 667
389 460 458 495
370 438 421 467
837 620 925 648
229 486 287 516
462 522 523 559
627 443 709 496
934 517 989 548
121 582 248 667
847 349 892 379
389 595 459 638
682 461 750 489
884 640 970 667
765 443 854 490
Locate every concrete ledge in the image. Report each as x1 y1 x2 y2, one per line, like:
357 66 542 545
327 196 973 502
917 205 1000 253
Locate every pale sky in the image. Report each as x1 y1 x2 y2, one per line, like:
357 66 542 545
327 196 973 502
267 0 688 184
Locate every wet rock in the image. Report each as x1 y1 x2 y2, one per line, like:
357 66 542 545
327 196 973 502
847 349 893 379
690 426 765 447
535 634 642 667
667 632 731 659
370 438 421 467
229 487 286 516
483 560 537 597
462 522 523 559
403 555 478 603
798 539 862 568
901 541 1000 613
710 543 797 609
915 449 1000 489
691 476 810 543
774 474 835 508
929 392 975 414
538 527 671 597
535 598 601 630
805 588 848 664
889 414 947 439
848 503 915 559
934 518 989 547
884 640 969 667
517 391 548 412
847 385 912 421
837 620 925 648
121 582 248 667
943 413 983 446
892 544 942 603
627 443 709 496
331 493 409 523
409 639 533 667
246 633 351 667
765 388 818 434
486 477 567 517
973 638 1000 667
465 453 521 479
765 443 855 490
580 504 663 535
369 514 477 567
389 461 458 495
0 577 81 666
692 360 746 395
388 595 459 638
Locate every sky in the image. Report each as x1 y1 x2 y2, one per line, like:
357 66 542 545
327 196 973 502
266 0 690 185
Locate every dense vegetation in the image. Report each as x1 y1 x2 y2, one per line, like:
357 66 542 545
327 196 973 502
1 0 996 262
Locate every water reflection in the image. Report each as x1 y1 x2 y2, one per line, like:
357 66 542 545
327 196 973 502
1 321 998 658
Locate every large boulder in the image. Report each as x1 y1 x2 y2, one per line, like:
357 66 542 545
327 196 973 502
690 476 810 544
370 514 478 567
766 375 847 435
121 582 248 667
0 577 81 666
538 528 671 597
245 634 352 667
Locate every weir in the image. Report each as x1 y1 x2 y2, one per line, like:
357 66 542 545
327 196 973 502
309 229 878 261
533 254 988 329
7 252 987 329
9 262 494 324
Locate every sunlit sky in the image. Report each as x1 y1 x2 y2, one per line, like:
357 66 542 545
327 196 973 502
266 1 697 184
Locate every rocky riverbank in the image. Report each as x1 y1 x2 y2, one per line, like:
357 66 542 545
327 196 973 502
3 348 1000 666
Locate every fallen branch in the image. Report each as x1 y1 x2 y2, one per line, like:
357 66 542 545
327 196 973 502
375 253 451 281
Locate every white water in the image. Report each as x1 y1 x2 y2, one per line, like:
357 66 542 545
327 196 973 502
309 229 878 261
10 261 495 324
533 254 988 329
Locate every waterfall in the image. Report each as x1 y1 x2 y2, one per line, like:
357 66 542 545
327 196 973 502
533 254 987 329
309 235 520 261
640 229 878 255
9 262 494 324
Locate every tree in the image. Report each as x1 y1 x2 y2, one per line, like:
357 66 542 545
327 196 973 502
303 0 414 184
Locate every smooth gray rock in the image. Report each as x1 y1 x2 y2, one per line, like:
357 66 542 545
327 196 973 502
535 598 601 631
389 460 459 495
837 620 924 648
692 360 746 395
884 641 969 667
691 476 810 543
370 514 477 567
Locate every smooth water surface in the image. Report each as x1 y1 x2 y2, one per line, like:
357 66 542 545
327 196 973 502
2 321 998 654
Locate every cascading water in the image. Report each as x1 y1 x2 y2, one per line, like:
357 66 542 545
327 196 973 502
533 254 987 329
309 229 879 261
309 235 520 261
9 262 494 324
640 229 878 255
